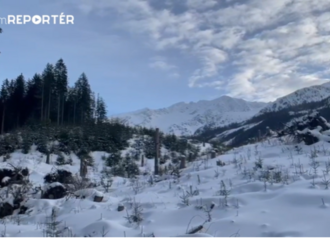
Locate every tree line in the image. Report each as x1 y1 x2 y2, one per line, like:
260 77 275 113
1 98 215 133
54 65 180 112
0 58 107 134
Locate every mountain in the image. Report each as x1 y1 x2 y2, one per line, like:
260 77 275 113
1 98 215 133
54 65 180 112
257 82 330 114
197 81 330 147
111 96 268 135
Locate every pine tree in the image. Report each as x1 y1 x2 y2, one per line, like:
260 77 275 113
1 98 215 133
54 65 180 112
24 74 43 123
42 63 55 123
54 59 68 126
106 150 122 167
0 79 10 134
65 86 77 124
122 154 139 178
96 95 107 124
12 74 25 128
22 132 32 154
73 73 93 125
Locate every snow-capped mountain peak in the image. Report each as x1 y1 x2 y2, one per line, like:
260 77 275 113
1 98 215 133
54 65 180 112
111 96 268 135
258 82 330 114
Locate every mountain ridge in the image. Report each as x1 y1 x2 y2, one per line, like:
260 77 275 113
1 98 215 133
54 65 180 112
111 95 268 135
112 81 330 142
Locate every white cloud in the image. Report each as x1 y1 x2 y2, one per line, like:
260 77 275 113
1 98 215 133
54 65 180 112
186 0 217 10
149 56 179 78
66 0 330 102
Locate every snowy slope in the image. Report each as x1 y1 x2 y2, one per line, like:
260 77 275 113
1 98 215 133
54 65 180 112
258 82 330 115
2 137 330 237
196 82 330 146
111 96 267 135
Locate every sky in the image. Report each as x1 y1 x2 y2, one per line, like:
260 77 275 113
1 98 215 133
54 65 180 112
1 0 330 115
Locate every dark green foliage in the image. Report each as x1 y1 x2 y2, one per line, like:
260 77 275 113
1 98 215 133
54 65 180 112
36 135 49 154
22 135 32 154
111 165 126 177
54 58 68 126
85 154 94 166
163 134 178 150
144 136 156 159
106 151 122 167
170 164 181 179
106 153 139 178
95 95 107 124
0 59 105 133
77 146 90 159
44 169 73 184
122 154 139 178
56 152 66 165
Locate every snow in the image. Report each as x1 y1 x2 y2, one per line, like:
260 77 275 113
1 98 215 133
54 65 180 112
258 82 330 115
2 176 10 183
109 82 330 138
213 122 263 140
43 182 65 191
2 138 330 237
111 96 267 136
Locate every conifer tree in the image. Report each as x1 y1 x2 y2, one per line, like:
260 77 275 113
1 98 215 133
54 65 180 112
54 59 68 126
96 94 107 124
12 74 25 127
74 73 93 125
24 74 43 122
0 79 10 134
42 63 55 122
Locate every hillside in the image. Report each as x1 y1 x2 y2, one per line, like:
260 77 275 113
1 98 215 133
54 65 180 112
196 82 330 147
258 82 330 114
1 133 330 237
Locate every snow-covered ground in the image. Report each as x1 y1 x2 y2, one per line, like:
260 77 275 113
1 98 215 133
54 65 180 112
2 137 330 237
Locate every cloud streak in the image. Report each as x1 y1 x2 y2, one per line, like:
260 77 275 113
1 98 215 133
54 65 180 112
149 56 179 78
65 0 330 102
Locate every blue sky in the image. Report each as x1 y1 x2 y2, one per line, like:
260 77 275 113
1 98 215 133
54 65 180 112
1 0 330 115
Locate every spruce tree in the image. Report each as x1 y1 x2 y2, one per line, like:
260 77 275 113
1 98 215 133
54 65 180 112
12 74 25 128
96 95 107 124
0 79 10 134
54 59 68 126
24 74 43 122
73 73 93 125
42 63 55 122
106 150 122 167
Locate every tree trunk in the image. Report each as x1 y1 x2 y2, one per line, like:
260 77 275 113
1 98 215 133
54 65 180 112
16 113 20 129
46 152 50 164
80 159 87 178
141 154 144 167
73 102 76 125
57 95 60 126
180 155 186 169
41 83 44 121
1 104 5 134
154 128 159 175
48 90 51 120
61 94 65 125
